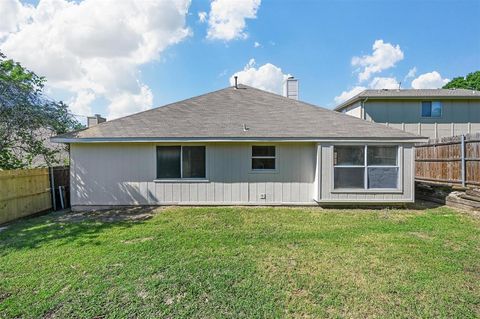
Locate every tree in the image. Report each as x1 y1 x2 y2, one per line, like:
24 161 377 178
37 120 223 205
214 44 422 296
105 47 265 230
0 52 83 170
443 71 480 90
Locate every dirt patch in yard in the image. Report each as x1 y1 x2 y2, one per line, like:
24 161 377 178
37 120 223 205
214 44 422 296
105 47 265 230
57 207 164 223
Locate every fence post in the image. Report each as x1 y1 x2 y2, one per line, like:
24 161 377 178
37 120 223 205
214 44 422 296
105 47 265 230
461 135 466 187
49 167 57 211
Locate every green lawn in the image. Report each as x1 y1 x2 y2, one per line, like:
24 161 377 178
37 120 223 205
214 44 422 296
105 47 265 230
0 205 479 318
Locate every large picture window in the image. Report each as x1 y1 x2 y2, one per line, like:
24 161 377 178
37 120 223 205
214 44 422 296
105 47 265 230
252 146 276 170
334 145 399 190
157 146 206 179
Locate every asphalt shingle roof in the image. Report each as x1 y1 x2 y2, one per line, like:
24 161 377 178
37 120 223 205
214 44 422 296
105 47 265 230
53 85 424 141
334 88 480 111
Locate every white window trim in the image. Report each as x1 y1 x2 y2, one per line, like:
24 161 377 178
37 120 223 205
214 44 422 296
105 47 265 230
332 144 401 192
420 101 443 119
155 145 208 181
250 145 278 173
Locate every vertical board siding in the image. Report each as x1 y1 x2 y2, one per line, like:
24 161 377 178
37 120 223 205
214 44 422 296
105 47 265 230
364 99 480 139
71 142 316 205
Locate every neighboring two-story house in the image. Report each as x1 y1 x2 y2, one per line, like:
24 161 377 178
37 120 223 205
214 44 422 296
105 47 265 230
334 89 480 139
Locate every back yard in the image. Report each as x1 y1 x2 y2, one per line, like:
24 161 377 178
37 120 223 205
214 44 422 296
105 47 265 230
0 205 479 318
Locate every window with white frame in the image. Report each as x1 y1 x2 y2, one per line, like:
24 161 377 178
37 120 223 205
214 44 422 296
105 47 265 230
251 146 276 170
156 146 206 179
421 101 442 118
334 145 399 189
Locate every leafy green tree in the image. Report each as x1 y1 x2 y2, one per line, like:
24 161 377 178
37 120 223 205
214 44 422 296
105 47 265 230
443 71 480 90
0 52 83 170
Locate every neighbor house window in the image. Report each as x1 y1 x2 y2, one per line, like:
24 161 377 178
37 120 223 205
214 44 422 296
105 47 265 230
334 145 398 189
421 101 442 117
156 146 206 179
252 146 276 170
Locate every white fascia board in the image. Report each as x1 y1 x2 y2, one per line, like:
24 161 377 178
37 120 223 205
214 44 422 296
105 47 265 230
51 137 426 144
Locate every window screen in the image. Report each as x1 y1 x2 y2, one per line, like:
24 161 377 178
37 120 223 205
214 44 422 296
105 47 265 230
252 146 276 170
157 146 206 179
252 146 275 157
334 167 364 188
422 101 442 117
157 146 181 178
367 146 397 166
334 145 399 190
431 101 442 117
334 146 364 165
368 167 398 189
182 146 206 178
421 101 432 117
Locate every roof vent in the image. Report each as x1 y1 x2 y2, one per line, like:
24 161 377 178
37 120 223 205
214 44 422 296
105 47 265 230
243 123 249 131
234 76 238 89
284 76 298 100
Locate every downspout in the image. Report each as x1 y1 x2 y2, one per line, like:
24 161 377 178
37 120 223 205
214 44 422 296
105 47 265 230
360 97 368 120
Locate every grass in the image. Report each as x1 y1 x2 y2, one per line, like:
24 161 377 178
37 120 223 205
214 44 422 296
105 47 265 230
0 205 479 318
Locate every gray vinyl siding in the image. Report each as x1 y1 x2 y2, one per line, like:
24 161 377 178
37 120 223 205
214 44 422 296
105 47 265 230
70 142 316 206
364 99 480 139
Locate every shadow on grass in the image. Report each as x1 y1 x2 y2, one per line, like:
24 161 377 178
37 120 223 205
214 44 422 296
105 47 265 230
318 199 444 211
0 207 160 255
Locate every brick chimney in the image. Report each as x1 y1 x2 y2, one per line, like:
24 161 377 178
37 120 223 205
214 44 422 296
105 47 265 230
284 76 299 100
87 114 106 127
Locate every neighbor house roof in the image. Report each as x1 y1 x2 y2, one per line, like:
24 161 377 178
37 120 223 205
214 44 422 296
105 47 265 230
334 88 480 111
52 85 425 142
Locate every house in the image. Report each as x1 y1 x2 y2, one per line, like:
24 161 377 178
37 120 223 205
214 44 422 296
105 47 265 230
52 81 425 210
334 89 480 139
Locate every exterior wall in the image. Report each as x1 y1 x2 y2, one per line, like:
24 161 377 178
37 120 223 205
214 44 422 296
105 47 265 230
70 141 416 208
70 142 317 207
316 143 414 203
342 101 362 118
364 99 480 139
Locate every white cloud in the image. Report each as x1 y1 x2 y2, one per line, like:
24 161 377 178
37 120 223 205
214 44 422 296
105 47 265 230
352 39 404 82
0 0 191 119
254 41 261 48
107 85 153 119
198 11 207 23
207 0 261 41
369 77 399 89
0 0 33 37
68 90 95 117
230 58 290 94
405 67 417 80
334 86 366 104
411 71 449 89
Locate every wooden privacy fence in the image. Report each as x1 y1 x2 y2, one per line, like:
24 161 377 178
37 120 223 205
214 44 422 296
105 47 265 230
0 166 70 225
0 168 52 224
415 133 480 187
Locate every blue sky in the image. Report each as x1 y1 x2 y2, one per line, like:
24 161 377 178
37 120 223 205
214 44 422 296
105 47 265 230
1 0 479 122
